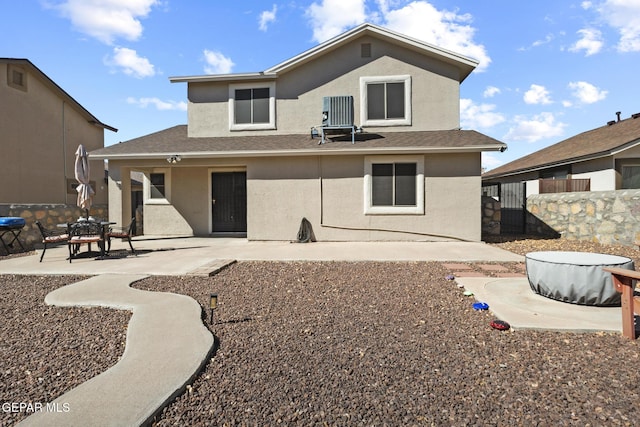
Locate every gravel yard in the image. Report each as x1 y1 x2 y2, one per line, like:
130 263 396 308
2 239 640 425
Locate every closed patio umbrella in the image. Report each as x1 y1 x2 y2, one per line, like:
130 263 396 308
74 144 95 218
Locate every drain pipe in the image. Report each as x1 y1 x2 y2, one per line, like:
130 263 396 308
62 100 68 203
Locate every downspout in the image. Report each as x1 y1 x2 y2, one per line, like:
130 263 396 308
62 101 67 204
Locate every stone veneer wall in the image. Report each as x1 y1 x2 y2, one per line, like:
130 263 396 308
527 190 640 246
0 204 108 252
481 195 500 238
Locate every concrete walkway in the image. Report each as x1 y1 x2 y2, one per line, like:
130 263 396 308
17 274 214 427
6 238 626 425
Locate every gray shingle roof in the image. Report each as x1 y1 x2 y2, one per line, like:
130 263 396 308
90 125 507 159
483 114 640 179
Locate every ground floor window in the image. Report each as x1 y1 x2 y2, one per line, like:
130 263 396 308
364 156 424 215
622 165 640 189
145 168 171 204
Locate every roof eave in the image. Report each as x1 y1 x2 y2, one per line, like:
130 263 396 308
169 72 277 84
92 144 504 161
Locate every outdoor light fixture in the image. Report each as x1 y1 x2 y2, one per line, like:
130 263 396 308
167 155 181 164
209 293 218 324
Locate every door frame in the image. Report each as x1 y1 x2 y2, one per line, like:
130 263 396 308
208 167 247 236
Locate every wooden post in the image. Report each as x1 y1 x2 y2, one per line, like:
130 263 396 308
603 267 639 339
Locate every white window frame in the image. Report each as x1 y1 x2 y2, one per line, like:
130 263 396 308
144 168 171 205
228 82 276 131
360 75 411 127
364 155 424 215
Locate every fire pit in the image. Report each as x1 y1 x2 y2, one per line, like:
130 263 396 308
525 251 634 307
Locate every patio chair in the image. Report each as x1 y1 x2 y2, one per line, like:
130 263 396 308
106 217 136 254
35 221 69 262
67 221 105 263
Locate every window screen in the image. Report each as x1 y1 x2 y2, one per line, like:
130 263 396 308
367 82 405 121
372 163 416 206
234 88 270 124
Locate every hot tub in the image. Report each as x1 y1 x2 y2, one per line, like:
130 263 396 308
525 251 634 307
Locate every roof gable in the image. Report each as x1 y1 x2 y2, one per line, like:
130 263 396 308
169 23 478 84
483 114 640 179
0 58 117 132
265 23 478 81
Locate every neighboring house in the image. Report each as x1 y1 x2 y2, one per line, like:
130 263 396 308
91 23 506 242
483 112 640 196
0 58 116 205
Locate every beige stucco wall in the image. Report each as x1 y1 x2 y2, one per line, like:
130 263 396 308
107 152 481 242
186 34 461 138
0 62 107 205
248 152 481 241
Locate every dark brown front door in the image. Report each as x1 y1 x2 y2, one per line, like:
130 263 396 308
211 172 247 233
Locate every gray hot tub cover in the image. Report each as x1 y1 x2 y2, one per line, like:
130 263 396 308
525 251 634 306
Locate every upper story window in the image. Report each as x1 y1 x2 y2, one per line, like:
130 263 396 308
360 75 411 127
7 65 27 92
229 82 276 131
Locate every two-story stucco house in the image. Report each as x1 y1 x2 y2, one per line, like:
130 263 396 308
92 23 506 242
0 58 115 205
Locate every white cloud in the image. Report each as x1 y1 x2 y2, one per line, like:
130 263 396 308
53 0 159 45
532 33 554 47
598 0 640 52
581 1 593 9
105 47 155 78
523 84 552 105
483 86 501 98
259 5 278 31
569 28 603 56
127 97 187 111
482 152 504 171
568 81 608 104
304 0 491 71
203 50 235 74
383 2 491 71
460 99 505 129
504 112 566 143
305 0 367 42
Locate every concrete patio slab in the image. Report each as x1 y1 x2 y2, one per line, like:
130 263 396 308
0 237 524 276
17 274 214 427
457 277 622 333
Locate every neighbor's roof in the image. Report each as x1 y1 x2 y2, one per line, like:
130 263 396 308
483 114 640 180
169 23 479 84
90 125 506 160
0 58 117 133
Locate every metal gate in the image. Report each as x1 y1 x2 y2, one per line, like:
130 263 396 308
482 182 526 235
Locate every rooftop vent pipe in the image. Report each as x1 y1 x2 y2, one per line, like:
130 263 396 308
616 111 622 122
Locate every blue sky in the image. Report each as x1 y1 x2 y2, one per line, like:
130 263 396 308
4 1 640 171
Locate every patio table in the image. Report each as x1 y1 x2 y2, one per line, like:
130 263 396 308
526 251 634 306
0 217 26 253
60 220 115 260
